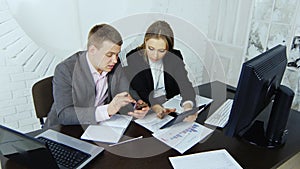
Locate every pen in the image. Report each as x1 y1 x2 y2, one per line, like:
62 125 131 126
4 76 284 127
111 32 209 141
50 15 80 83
109 136 143 147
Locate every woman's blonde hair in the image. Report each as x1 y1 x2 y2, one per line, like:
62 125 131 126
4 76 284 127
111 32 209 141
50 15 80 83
140 20 174 51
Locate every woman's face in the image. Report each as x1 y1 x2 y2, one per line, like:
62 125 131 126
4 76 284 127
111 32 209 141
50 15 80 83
145 38 167 62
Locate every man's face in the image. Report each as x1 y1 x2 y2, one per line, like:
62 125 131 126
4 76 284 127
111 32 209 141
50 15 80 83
89 40 121 73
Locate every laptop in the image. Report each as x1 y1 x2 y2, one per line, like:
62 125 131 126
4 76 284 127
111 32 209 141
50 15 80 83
0 125 104 169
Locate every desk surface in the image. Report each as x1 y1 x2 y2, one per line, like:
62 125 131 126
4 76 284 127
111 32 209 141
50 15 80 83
5 81 300 169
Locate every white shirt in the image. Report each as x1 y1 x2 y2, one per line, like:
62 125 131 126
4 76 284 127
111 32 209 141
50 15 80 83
86 53 110 122
148 58 193 108
149 59 166 98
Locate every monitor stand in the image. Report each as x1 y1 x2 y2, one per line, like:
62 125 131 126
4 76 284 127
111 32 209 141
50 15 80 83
240 120 285 148
239 85 294 148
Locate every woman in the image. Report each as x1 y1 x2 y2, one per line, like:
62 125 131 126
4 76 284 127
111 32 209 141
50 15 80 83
125 20 197 120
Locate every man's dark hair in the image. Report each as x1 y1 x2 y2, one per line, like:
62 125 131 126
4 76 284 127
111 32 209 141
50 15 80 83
87 24 123 49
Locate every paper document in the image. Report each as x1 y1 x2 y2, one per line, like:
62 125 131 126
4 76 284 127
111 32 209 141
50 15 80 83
81 114 133 143
100 114 132 128
135 111 174 132
169 149 242 169
163 94 213 113
153 122 213 154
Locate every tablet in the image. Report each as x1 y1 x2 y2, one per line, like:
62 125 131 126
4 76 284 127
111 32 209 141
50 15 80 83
160 104 207 129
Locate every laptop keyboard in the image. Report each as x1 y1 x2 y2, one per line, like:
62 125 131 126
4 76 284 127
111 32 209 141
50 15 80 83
37 136 91 169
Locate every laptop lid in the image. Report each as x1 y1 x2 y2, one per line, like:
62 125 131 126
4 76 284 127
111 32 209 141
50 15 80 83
35 129 104 169
0 125 59 169
0 125 104 169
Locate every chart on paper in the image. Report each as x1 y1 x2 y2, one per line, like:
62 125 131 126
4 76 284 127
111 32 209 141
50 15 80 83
153 122 213 154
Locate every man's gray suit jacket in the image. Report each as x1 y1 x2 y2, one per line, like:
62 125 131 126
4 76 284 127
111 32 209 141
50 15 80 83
44 51 138 128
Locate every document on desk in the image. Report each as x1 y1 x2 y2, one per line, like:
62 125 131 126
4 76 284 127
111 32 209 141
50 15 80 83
134 111 174 132
169 149 242 169
152 122 213 154
163 94 213 113
81 114 133 143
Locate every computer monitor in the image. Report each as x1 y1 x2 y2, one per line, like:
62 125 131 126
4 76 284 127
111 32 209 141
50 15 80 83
225 44 293 148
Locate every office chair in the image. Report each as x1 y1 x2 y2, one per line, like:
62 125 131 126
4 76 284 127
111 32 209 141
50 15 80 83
32 76 54 128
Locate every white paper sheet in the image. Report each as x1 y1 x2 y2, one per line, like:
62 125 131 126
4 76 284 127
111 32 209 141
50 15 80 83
169 149 243 169
134 112 174 132
152 122 214 154
100 114 132 128
81 125 125 143
81 114 133 143
163 94 213 114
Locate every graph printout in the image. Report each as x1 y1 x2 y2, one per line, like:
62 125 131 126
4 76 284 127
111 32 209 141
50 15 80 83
153 122 213 154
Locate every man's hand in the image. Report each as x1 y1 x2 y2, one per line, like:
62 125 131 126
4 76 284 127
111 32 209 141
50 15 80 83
108 92 135 116
128 100 150 119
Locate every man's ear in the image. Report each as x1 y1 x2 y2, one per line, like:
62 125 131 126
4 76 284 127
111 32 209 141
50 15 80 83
88 45 97 55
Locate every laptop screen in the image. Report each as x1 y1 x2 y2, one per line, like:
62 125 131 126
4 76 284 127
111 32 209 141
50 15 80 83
0 125 59 169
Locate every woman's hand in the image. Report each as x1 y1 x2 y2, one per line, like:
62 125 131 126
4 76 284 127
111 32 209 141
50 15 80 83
152 104 176 119
183 112 199 122
182 102 198 122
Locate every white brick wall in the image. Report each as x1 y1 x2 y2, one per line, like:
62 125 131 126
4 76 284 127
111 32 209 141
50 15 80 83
1 0 299 133
0 0 60 132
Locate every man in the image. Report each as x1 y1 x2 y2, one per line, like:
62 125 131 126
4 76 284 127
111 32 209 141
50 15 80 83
44 24 149 128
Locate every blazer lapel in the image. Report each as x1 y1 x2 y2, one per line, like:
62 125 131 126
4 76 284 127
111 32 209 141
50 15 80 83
73 51 96 105
145 68 154 90
141 57 154 91
106 72 113 103
78 51 95 86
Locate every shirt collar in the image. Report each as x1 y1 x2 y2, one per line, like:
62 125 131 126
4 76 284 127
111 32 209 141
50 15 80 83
148 58 163 68
86 52 108 77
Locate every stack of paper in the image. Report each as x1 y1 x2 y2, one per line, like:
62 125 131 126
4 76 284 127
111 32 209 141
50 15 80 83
135 111 174 132
169 149 242 169
134 95 214 153
81 114 132 143
163 94 213 114
152 122 214 154
135 94 213 133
